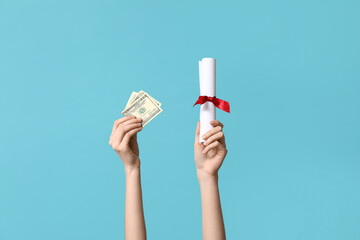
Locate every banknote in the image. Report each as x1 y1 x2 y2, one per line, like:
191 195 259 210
122 91 163 126
125 90 161 108
125 91 138 108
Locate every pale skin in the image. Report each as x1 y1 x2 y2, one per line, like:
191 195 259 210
110 116 227 240
194 120 227 240
109 116 146 240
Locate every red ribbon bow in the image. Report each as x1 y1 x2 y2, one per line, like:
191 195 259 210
193 96 230 113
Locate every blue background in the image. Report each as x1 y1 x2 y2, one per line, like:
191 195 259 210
1 0 359 239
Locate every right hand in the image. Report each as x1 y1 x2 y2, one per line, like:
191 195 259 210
109 116 143 172
194 120 227 178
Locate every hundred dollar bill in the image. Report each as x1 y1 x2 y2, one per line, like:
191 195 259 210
122 92 163 126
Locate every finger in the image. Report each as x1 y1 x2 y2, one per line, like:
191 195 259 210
111 116 136 134
110 117 139 143
113 122 142 146
210 120 224 128
202 125 222 140
202 141 220 154
122 118 142 127
220 134 226 146
204 131 224 146
111 118 141 139
121 127 143 146
194 121 200 144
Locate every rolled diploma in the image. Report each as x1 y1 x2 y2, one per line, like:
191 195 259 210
199 58 216 143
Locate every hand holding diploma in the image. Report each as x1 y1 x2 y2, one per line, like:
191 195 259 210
194 120 227 240
194 58 230 143
194 120 227 177
193 58 228 240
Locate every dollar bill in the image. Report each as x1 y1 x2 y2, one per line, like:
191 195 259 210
122 92 163 126
125 91 138 109
149 94 161 107
125 90 161 108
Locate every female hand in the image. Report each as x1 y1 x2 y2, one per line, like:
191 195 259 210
109 116 143 172
194 120 227 177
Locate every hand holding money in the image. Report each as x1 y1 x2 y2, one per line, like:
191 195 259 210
122 90 163 127
109 116 143 173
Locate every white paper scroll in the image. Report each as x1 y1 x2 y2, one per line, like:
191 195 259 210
199 58 216 143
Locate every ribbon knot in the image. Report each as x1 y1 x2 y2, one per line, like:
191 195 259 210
193 96 230 113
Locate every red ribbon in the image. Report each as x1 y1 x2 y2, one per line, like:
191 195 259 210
193 96 230 113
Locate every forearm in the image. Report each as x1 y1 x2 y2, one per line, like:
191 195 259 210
198 171 226 240
125 166 146 240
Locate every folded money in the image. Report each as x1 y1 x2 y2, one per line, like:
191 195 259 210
122 90 163 127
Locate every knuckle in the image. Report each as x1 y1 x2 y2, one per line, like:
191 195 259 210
115 145 125 152
216 126 222 131
219 132 224 137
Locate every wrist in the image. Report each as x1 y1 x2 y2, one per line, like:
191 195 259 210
197 169 219 184
124 162 141 176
